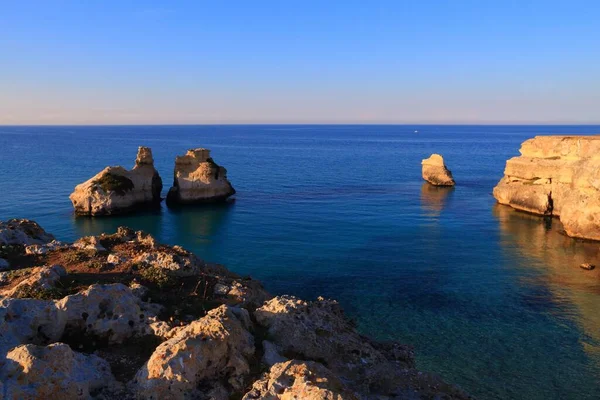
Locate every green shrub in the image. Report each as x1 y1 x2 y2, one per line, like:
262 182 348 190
94 173 134 195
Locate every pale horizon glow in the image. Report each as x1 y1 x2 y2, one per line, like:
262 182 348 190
1 1 599 125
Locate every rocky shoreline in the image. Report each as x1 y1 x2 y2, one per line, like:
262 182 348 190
0 219 471 400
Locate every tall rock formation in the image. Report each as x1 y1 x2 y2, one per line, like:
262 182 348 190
166 148 235 205
493 135 600 240
69 147 162 216
422 154 456 186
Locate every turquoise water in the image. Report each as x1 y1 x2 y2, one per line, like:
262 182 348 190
1 125 600 399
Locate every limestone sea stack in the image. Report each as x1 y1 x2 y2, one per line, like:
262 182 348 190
69 147 163 216
166 148 235 205
422 154 456 186
493 135 600 240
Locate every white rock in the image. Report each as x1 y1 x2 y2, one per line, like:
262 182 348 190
166 148 235 205
132 305 254 400
0 343 116 399
69 147 163 216
0 219 55 246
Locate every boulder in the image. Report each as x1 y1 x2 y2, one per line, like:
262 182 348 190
57 283 163 343
0 219 55 246
166 148 235 205
0 298 66 356
131 305 254 400
493 136 600 240
0 343 115 399
0 258 9 271
69 146 163 216
422 154 455 186
242 360 358 400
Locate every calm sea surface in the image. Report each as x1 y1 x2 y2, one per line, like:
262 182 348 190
1 125 600 399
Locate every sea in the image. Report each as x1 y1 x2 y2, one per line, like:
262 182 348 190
1 125 599 399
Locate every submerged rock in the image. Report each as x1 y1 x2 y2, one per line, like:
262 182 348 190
422 154 456 186
69 146 163 216
166 148 235 205
580 263 595 270
493 136 600 240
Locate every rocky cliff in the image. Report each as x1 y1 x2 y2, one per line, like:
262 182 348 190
0 219 470 400
69 147 163 216
422 154 455 186
167 148 235 205
493 135 600 240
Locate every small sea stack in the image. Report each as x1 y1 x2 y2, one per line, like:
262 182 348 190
421 154 456 186
493 135 600 241
166 148 236 206
69 147 163 216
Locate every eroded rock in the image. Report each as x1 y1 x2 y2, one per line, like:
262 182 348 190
494 136 600 240
0 298 66 356
1 265 66 298
0 343 116 399
0 219 55 246
57 283 163 344
69 146 163 216
131 305 254 400
166 148 235 205
422 154 455 186
243 360 358 400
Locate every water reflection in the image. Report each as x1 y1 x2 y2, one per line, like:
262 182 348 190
167 202 235 246
72 208 164 238
494 204 600 361
420 183 454 216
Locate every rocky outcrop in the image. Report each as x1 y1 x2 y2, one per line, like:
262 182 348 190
254 296 469 399
166 148 235 205
493 136 600 240
0 219 55 246
0 343 116 399
0 219 470 400
422 154 455 186
1 265 66 298
243 360 358 400
69 147 163 216
132 305 254 400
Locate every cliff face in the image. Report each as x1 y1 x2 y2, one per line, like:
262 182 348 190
69 147 163 216
493 136 600 240
166 148 235 205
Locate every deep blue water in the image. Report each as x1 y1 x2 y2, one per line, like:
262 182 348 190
1 125 600 399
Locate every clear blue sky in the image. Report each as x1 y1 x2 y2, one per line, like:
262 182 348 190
1 1 599 124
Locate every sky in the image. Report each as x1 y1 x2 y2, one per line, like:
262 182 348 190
1 1 599 125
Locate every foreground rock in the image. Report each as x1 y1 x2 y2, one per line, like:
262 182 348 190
0 219 55 246
132 305 254 399
422 154 456 186
0 219 469 399
243 360 358 400
0 343 115 399
493 135 600 240
166 148 235 205
69 147 163 216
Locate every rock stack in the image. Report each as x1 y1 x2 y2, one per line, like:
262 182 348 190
69 147 163 216
422 154 456 186
493 135 600 240
166 148 236 205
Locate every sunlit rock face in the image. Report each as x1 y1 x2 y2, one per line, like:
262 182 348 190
69 147 163 216
493 135 600 240
166 148 235 205
422 154 456 186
